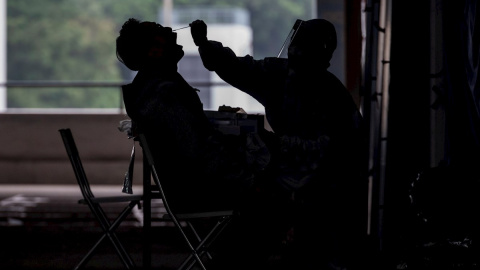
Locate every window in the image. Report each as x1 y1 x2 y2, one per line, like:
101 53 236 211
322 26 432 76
4 0 319 113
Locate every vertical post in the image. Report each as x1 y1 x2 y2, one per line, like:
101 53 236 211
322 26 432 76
362 0 377 238
142 150 152 269
163 0 173 26
361 0 391 253
311 0 317 18
376 0 392 252
0 0 7 112
372 0 387 252
429 0 445 166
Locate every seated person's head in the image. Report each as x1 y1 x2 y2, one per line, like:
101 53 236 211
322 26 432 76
116 18 184 71
288 19 337 70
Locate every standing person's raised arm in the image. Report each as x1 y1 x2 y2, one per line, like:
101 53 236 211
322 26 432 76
189 19 239 72
190 19 208 47
189 19 282 105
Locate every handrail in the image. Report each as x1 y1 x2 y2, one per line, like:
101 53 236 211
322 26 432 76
0 80 232 113
0 80 229 88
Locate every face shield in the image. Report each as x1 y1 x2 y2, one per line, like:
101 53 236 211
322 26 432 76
277 19 303 58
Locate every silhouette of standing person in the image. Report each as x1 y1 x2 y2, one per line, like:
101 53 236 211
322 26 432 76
190 18 368 270
116 18 269 215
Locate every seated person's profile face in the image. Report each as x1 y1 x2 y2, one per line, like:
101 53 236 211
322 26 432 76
140 21 184 64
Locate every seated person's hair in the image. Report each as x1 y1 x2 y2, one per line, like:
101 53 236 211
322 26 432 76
117 18 166 71
116 18 143 71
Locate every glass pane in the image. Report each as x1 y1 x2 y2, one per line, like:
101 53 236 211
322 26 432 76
6 0 314 112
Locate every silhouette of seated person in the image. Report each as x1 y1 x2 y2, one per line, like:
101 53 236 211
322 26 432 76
191 18 368 270
116 18 269 214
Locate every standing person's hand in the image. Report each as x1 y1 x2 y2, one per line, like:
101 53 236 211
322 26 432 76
190 20 208 46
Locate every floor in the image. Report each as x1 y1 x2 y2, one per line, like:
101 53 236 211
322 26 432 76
5 184 473 270
0 184 399 270
0 184 192 270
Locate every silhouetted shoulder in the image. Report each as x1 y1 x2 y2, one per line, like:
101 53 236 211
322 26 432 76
263 57 288 73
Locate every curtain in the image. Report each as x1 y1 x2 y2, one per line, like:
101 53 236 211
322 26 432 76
443 0 480 168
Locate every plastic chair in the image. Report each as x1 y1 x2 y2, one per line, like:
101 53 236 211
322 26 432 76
59 128 142 270
138 132 235 270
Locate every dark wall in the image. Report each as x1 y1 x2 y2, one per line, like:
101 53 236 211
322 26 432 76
0 113 140 185
383 1 480 267
383 0 432 259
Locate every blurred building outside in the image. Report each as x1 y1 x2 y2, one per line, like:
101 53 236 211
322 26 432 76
0 0 6 112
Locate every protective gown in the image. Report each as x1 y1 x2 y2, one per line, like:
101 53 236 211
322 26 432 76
197 40 368 269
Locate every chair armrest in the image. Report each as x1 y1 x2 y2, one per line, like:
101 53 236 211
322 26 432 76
79 195 143 204
163 210 235 220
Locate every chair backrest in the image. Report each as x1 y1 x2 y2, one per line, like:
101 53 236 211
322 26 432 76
138 132 234 270
59 128 95 202
137 133 172 211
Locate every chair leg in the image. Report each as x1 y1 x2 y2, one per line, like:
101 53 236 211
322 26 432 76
74 234 108 270
171 223 207 270
107 232 136 269
186 221 213 260
179 216 233 270
75 202 138 270
104 202 138 269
